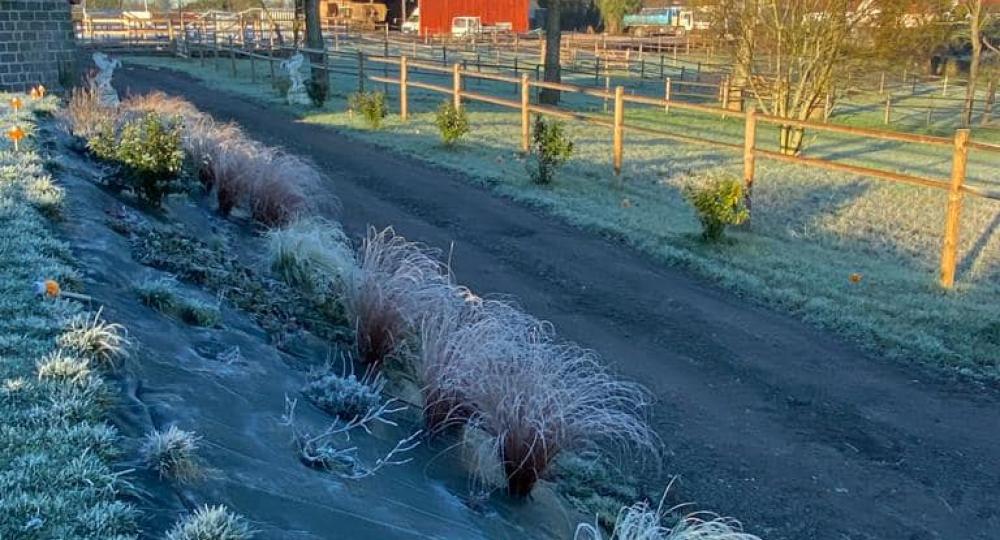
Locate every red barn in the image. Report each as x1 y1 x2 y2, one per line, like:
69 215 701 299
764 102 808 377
416 0 531 36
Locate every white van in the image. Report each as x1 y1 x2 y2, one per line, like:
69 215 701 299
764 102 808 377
401 8 419 34
451 16 481 37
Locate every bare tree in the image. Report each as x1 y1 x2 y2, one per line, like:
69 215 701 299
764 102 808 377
958 0 998 126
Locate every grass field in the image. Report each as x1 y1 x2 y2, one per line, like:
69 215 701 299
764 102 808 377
126 55 1000 381
0 97 137 538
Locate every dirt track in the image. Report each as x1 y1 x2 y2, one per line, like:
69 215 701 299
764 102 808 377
117 64 1000 540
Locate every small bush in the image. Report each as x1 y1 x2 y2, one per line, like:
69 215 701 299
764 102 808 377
184 118 243 188
208 139 258 216
59 85 114 139
303 367 385 421
306 79 328 107
527 116 574 185
177 298 222 328
165 505 254 540
245 151 318 227
135 276 179 312
348 91 387 129
140 426 204 482
434 100 470 147
683 176 749 242
57 309 130 368
347 227 450 366
115 112 185 205
86 118 118 161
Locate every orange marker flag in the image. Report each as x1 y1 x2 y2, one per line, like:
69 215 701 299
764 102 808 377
7 126 24 151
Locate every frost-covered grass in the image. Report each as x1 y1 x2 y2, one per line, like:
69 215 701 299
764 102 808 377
140 426 205 483
0 94 138 538
127 55 1000 380
574 486 762 540
165 505 255 540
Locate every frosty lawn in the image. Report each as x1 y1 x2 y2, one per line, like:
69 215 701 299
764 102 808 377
0 96 137 538
126 55 1000 381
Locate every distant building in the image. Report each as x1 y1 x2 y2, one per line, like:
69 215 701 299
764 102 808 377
413 0 531 36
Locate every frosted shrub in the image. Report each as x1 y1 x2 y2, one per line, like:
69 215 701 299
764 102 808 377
303 367 385 421
140 426 204 482
574 484 761 540
165 505 254 540
683 175 749 242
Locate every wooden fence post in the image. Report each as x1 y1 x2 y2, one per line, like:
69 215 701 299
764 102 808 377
453 63 462 109
884 94 892 124
357 51 365 92
268 43 275 82
400 56 409 121
229 37 237 76
982 77 996 126
939 129 970 288
743 107 757 221
521 74 530 153
664 77 671 114
878 71 885 94
613 85 624 176
942 74 949 96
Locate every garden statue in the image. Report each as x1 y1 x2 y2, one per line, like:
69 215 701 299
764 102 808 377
281 53 311 106
92 52 122 107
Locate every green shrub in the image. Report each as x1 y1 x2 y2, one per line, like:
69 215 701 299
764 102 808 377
115 113 185 205
86 119 118 161
527 116 573 185
348 91 387 129
683 175 749 242
434 100 469 147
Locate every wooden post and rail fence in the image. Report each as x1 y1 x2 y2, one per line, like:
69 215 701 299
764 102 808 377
102 36 1000 289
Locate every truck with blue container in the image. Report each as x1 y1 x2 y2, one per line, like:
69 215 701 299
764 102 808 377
622 6 694 36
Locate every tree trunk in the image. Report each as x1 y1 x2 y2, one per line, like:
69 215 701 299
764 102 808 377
304 0 327 105
540 0 563 105
779 125 804 156
962 2 983 127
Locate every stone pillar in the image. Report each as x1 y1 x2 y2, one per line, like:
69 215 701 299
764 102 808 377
0 0 77 92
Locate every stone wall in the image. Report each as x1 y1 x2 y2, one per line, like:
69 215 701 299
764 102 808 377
0 0 76 91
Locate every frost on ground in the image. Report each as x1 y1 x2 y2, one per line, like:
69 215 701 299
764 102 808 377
129 56 1000 380
0 95 138 538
